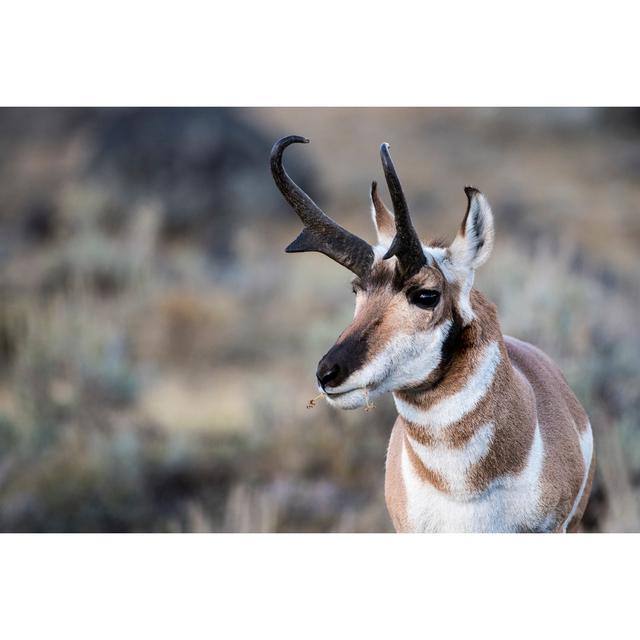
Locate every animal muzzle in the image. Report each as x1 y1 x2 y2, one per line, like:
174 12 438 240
316 334 369 391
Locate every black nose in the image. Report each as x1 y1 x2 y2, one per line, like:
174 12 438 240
316 335 367 391
317 363 341 389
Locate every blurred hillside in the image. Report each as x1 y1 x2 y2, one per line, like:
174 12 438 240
0 107 638 531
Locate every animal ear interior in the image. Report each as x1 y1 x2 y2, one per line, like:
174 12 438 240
370 181 395 244
449 186 495 271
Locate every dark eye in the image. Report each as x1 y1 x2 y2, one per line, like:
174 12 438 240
409 289 441 309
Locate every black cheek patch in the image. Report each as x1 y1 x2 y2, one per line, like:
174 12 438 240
439 308 463 368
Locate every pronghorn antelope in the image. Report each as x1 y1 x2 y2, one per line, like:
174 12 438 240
270 135 594 533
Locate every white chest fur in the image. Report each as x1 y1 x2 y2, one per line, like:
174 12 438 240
400 421 545 532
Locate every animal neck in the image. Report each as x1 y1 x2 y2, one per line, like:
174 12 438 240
391 290 536 497
394 290 507 419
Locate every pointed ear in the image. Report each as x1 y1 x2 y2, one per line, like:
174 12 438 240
449 187 494 272
370 181 396 245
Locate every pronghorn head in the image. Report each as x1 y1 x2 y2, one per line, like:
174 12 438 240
271 136 495 410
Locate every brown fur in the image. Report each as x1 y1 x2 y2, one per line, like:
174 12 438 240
506 336 592 528
404 433 450 493
393 293 536 492
371 181 396 241
344 260 451 364
346 259 460 366
566 449 595 532
342 258 592 531
384 418 410 531
385 290 593 531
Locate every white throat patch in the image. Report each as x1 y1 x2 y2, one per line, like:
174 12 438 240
393 340 501 431
400 420 545 532
406 421 495 498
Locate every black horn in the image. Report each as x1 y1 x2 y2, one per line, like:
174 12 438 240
270 136 374 278
379 143 426 277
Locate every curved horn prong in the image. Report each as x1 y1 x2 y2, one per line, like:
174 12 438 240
270 136 374 278
379 143 426 277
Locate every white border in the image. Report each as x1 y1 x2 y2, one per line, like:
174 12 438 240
1 1 638 105
0 534 636 638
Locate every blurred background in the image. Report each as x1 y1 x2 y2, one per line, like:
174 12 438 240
0 108 638 532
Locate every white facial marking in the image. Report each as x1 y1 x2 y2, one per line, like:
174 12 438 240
424 245 474 323
457 271 476 325
423 246 453 281
424 246 447 261
371 243 390 262
323 321 452 410
322 386 372 410
393 340 501 431
561 422 594 532
401 420 545 532
406 421 495 498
